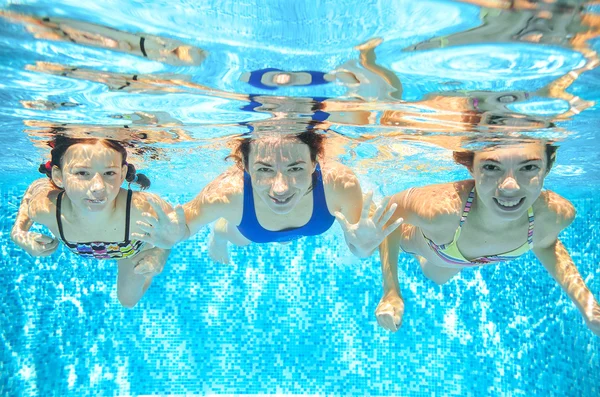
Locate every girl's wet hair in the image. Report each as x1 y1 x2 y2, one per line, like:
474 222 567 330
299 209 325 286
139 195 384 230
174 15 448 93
227 130 326 171
39 135 151 190
453 142 558 174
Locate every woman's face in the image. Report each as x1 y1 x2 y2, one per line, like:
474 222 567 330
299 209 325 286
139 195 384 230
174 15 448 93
247 137 316 215
53 142 126 213
471 142 547 221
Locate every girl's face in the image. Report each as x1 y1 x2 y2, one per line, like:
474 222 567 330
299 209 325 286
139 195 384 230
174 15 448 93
53 142 126 213
247 137 316 215
471 142 547 221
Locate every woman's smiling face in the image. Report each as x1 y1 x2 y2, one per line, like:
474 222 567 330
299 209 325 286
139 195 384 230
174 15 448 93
247 137 316 215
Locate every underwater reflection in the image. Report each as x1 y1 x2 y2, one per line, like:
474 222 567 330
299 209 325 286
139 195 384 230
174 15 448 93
0 10 206 65
376 137 600 337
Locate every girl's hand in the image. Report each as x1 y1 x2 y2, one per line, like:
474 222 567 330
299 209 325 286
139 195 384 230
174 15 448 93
335 192 403 258
11 231 59 257
132 200 187 249
133 247 170 277
375 292 404 332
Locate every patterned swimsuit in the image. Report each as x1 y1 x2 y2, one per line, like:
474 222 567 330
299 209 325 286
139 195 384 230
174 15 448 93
56 189 145 260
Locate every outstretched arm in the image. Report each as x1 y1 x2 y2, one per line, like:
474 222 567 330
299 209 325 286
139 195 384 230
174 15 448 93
10 179 59 256
534 238 600 337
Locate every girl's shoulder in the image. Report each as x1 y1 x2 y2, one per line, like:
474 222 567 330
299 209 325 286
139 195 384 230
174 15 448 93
397 180 474 221
533 190 576 230
26 179 62 224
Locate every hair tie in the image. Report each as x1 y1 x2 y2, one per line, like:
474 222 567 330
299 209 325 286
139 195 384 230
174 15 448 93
45 161 52 171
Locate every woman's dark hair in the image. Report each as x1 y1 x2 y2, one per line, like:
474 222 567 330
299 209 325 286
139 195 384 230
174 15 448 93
227 130 326 171
38 135 150 190
453 142 558 174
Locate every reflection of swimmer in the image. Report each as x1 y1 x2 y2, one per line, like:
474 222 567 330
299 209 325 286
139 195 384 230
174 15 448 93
375 139 600 337
0 11 206 66
240 68 335 90
10 136 178 307
131 130 403 264
241 38 403 101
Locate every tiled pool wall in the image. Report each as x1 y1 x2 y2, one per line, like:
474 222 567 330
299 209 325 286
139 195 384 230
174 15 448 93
1 184 599 396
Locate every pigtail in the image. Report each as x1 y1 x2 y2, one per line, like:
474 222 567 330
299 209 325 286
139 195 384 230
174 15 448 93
125 163 151 190
38 161 53 178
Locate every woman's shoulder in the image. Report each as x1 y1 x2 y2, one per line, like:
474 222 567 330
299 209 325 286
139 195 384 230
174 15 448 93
320 161 360 190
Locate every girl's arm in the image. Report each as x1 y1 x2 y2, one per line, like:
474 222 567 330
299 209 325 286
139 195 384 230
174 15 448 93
10 179 59 256
534 238 600 337
533 196 600 336
116 247 171 308
375 225 405 332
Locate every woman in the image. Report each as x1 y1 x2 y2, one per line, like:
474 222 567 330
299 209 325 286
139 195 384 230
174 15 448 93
135 130 403 263
11 136 174 308
375 140 600 336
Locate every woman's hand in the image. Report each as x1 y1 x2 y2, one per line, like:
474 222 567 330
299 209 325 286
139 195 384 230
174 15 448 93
132 200 188 249
11 231 59 257
335 192 403 258
375 292 404 332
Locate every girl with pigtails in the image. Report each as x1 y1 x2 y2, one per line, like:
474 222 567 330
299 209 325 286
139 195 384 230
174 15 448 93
11 135 176 308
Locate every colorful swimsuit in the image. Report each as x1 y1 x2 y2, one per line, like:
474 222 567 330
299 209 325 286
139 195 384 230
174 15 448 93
423 188 534 266
56 189 145 260
236 163 336 243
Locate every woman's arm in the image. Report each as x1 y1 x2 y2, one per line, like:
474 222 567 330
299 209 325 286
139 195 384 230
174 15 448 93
375 225 405 332
10 179 59 256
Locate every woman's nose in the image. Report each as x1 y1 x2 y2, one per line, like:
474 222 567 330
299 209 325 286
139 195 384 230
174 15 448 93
498 174 519 192
271 172 288 195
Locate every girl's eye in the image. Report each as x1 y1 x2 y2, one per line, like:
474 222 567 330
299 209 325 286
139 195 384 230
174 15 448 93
105 171 117 176
75 171 89 176
521 164 540 172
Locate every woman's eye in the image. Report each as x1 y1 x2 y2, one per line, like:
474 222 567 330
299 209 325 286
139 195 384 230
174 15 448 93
482 164 500 171
256 168 273 173
521 164 540 172
288 167 303 172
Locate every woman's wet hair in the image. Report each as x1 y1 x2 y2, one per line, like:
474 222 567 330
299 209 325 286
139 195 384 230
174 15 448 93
227 130 326 171
453 142 558 174
39 135 151 190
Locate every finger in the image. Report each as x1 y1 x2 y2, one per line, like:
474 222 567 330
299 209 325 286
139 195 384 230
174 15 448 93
136 221 155 233
371 197 391 225
34 234 56 244
174 204 186 222
140 212 159 225
361 191 374 219
382 217 404 237
131 232 154 244
334 212 351 231
377 312 397 332
377 201 397 227
146 198 168 222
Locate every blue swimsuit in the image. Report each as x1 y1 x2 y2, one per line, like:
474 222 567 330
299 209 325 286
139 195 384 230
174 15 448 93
236 164 336 243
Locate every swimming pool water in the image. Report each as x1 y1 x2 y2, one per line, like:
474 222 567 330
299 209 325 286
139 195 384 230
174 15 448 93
1 0 600 396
